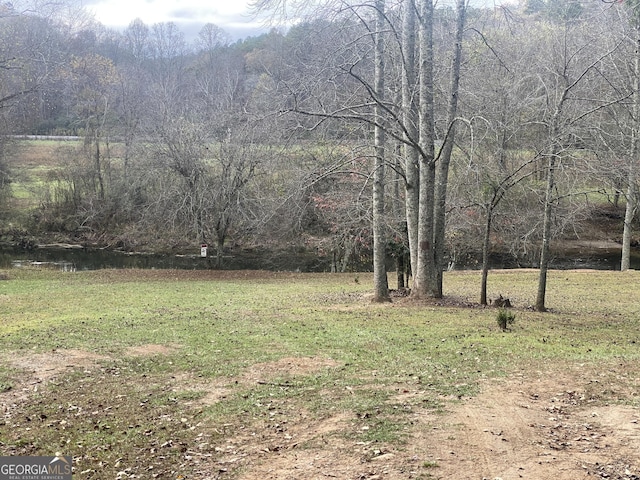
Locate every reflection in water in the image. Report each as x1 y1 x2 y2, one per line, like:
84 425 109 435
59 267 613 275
11 260 78 272
485 249 640 271
0 246 330 272
0 245 638 272
1 248 210 271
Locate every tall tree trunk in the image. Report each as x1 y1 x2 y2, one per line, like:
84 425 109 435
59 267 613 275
535 40 575 312
94 133 105 200
536 101 565 312
372 0 390 302
536 103 564 312
402 0 420 277
412 0 437 299
621 181 637 270
535 151 556 312
622 21 640 271
433 0 466 297
341 239 353 273
214 216 228 269
480 204 493 306
397 254 406 289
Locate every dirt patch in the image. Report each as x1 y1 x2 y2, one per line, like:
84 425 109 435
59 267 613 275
0 349 110 417
2 343 179 382
242 357 341 384
228 365 640 480
173 356 342 407
0 344 179 405
2 347 638 479
1 349 109 382
215 412 358 480
125 343 180 356
408 369 640 480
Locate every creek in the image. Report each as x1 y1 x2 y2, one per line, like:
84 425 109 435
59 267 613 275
0 245 330 272
0 243 639 272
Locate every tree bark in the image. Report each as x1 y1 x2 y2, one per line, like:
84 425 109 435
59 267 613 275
412 0 437 299
433 0 466 297
535 152 556 312
536 89 565 312
215 236 224 268
94 134 105 200
396 254 406 289
480 204 493 306
402 0 419 277
621 181 637 271
622 21 640 271
372 0 390 302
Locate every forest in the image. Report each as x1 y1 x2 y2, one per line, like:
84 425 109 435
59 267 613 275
1 0 639 309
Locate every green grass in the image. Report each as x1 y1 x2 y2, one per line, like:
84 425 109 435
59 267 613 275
4 139 76 217
0 268 639 477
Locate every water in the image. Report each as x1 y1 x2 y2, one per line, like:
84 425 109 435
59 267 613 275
0 245 330 272
0 246 203 271
0 244 638 272
484 249 640 271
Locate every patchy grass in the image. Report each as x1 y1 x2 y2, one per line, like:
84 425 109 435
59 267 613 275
0 268 639 478
5 139 127 219
4 140 75 218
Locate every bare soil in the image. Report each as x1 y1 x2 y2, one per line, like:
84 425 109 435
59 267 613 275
222 364 640 480
1 349 639 480
412 367 640 480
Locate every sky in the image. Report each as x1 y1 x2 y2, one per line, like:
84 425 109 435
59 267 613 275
84 0 514 42
85 0 270 40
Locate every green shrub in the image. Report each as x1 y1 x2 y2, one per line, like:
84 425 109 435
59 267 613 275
497 308 516 331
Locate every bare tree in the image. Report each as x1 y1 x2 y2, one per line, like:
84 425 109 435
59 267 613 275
401 0 419 275
249 0 395 294
372 0 390 301
432 0 466 296
533 7 625 311
410 0 469 298
411 0 437 298
0 8 62 122
197 23 232 51
65 53 120 200
621 9 640 271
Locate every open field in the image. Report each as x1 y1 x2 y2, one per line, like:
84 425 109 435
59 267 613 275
4 139 124 218
0 268 639 479
7 140 71 203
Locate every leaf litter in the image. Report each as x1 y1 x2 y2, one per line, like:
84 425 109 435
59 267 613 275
0 347 639 479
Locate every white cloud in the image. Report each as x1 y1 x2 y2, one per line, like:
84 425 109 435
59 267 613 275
87 0 513 41
86 0 264 39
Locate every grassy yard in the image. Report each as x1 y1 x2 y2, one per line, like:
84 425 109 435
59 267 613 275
0 268 639 479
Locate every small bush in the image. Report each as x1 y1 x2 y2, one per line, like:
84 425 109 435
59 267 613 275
497 308 516 331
